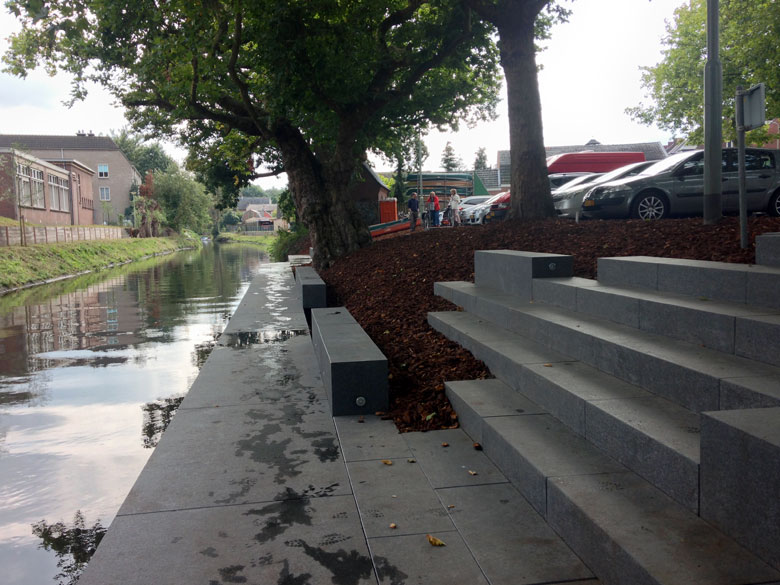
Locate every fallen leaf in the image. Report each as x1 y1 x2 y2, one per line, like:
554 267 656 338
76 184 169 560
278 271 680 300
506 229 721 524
473 442 482 451
407 458 416 463
468 470 478 476
447 505 455 509
390 523 397 529
382 460 393 465
543 363 553 367
427 534 446 547
441 442 449 448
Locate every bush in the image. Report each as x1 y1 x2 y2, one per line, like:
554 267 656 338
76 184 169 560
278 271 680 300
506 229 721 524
270 227 309 262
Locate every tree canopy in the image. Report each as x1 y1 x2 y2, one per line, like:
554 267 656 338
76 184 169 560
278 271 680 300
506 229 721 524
441 141 463 171
627 0 780 143
4 0 503 266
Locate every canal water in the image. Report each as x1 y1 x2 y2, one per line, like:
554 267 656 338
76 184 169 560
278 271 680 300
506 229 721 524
0 243 269 585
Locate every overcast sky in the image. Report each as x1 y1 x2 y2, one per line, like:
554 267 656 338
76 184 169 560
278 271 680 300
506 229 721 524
0 1 689 189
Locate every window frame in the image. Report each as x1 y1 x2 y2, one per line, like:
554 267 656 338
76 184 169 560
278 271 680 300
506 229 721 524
99 186 111 201
98 164 109 179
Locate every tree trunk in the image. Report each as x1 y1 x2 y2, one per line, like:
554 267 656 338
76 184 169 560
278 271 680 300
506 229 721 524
497 9 555 219
274 123 372 269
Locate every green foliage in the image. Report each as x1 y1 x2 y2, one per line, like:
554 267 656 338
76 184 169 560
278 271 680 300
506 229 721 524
441 141 463 172
3 0 502 257
473 147 489 171
220 209 242 228
111 128 177 177
628 0 780 142
153 168 215 234
270 227 309 263
277 189 297 223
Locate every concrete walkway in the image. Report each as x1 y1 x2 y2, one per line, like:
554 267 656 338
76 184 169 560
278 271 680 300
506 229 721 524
79 262 597 585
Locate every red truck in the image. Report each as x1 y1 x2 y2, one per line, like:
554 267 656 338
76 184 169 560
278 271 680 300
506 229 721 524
546 151 646 174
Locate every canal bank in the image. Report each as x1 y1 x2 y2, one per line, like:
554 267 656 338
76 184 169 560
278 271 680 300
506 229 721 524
77 261 596 585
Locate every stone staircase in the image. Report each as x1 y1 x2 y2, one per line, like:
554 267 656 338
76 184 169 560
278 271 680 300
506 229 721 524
429 246 780 585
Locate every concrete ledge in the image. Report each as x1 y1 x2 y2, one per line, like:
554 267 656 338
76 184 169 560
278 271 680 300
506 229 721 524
474 250 573 300
700 407 780 571
756 232 780 267
295 266 327 310
311 307 388 416
598 256 780 309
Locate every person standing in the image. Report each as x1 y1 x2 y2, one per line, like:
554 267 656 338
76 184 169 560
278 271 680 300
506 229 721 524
408 192 419 231
428 191 440 227
449 188 461 226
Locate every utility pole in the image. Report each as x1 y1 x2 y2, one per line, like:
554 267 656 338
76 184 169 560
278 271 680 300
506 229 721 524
703 0 722 224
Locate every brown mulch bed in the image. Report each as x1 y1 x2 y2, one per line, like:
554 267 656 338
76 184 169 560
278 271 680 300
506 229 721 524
319 216 780 432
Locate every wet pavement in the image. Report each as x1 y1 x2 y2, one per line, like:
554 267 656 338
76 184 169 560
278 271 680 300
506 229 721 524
77 261 597 585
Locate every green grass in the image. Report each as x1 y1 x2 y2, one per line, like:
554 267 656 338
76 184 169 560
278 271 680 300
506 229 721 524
216 232 277 254
0 233 200 292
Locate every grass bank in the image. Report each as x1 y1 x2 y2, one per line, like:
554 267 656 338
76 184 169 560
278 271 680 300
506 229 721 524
216 232 275 253
0 232 201 293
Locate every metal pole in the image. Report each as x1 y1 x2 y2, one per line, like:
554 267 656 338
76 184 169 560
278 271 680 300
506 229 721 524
703 0 722 224
735 86 748 249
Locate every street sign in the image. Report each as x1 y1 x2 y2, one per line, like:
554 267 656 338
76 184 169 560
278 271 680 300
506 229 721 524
742 83 766 131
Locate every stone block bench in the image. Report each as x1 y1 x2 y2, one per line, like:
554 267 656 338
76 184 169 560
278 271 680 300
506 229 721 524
756 232 780 268
295 265 326 326
311 307 388 416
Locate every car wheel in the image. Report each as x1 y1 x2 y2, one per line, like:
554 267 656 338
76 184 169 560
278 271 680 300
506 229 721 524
631 191 669 220
768 190 780 217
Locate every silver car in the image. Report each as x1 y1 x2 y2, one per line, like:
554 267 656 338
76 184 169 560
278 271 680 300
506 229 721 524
554 161 655 218
582 148 780 220
458 195 491 223
464 193 502 225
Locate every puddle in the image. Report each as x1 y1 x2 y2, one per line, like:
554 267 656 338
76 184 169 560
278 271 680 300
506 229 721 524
221 329 309 348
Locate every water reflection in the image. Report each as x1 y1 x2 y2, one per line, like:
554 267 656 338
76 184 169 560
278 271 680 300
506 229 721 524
31 512 106 585
141 396 185 449
0 243 269 585
221 328 310 348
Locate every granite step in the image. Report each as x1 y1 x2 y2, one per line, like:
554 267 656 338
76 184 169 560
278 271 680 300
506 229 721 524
596 255 780 310
434 282 780 411
445 379 780 585
530 276 780 368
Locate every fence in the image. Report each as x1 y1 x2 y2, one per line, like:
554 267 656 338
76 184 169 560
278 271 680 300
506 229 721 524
0 225 126 247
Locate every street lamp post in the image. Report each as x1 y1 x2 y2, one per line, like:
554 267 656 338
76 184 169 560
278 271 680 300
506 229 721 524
703 0 722 224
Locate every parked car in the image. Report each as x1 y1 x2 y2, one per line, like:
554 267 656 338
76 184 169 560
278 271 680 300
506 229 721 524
581 148 780 220
463 193 503 225
550 173 604 197
549 172 591 190
484 191 511 222
458 195 491 223
553 160 655 218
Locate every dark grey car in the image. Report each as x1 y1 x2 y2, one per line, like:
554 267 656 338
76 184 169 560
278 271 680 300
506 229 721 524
581 148 780 220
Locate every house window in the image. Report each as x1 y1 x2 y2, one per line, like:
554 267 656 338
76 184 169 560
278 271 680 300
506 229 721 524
31 169 45 208
100 187 111 201
98 164 109 178
48 174 60 211
59 177 70 212
16 163 32 206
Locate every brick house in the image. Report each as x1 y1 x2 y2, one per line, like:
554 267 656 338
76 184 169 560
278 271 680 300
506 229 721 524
0 133 142 225
0 148 95 226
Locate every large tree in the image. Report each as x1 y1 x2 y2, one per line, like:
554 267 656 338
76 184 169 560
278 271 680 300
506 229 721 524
4 1 501 267
627 0 780 144
466 0 569 219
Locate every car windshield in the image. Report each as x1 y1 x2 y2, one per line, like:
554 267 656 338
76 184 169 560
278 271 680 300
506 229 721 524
637 151 700 176
553 173 603 193
461 196 489 206
589 161 653 185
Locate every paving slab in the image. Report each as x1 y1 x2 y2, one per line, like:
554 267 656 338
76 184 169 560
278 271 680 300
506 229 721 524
82 496 376 585
369 531 488 585
334 415 413 462
347 458 455 538
403 428 507 488
439 483 594 585
118 398 351 514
